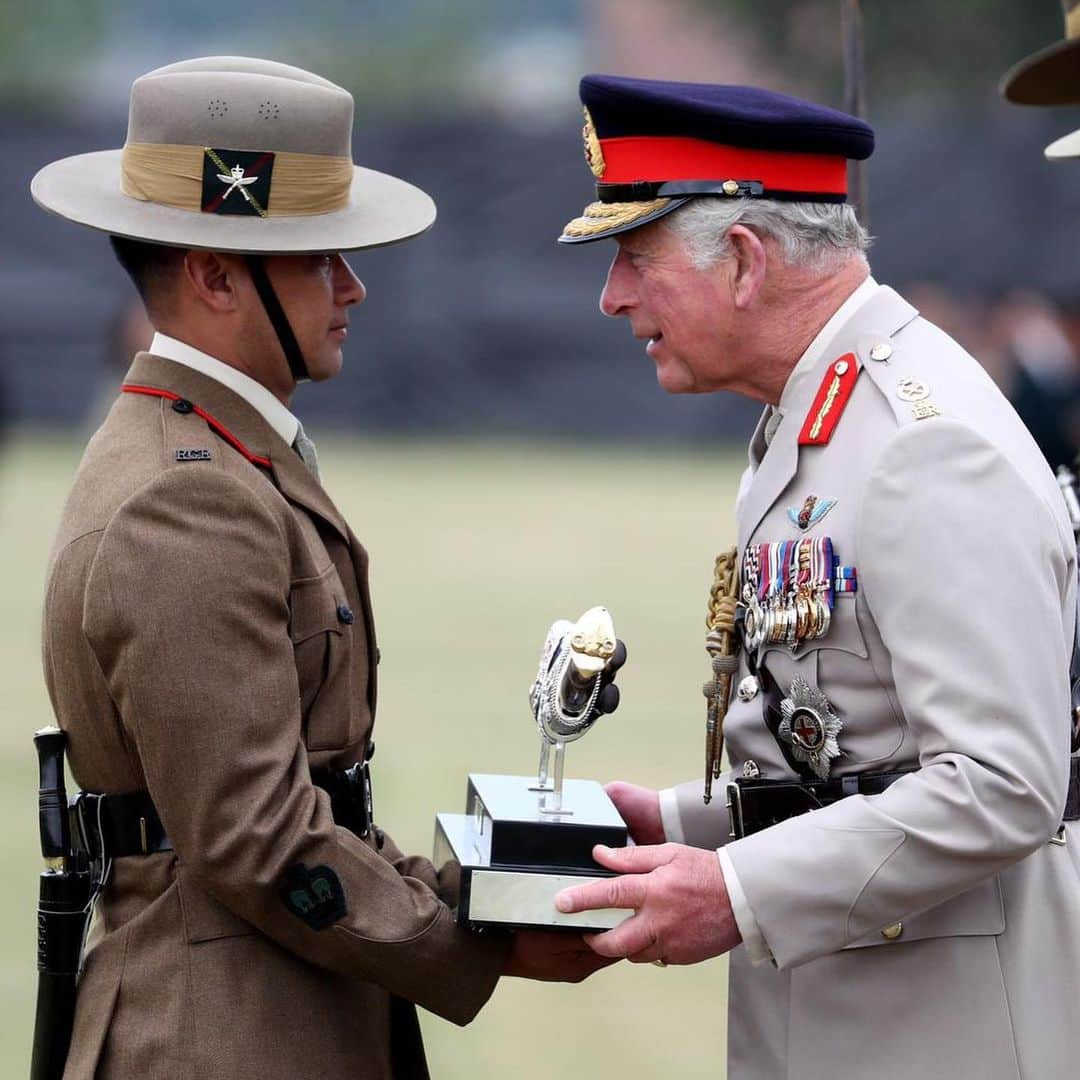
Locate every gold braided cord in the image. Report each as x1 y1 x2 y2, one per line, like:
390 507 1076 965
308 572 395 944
121 141 353 217
560 197 672 239
703 546 740 802
706 551 738 639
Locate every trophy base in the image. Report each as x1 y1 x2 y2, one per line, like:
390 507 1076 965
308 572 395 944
434 812 628 931
433 773 631 932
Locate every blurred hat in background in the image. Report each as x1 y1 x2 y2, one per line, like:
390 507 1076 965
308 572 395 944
1001 0 1080 105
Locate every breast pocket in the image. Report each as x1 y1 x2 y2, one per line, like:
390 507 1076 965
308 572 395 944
761 596 904 767
289 565 366 751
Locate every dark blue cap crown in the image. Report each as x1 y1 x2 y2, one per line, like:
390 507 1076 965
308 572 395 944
581 75 874 160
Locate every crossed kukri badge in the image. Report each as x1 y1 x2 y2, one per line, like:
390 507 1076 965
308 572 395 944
200 148 275 217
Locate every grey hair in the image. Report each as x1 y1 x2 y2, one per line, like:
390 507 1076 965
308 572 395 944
665 197 871 272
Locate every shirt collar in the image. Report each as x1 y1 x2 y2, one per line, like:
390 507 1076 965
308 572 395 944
776 275 880 415
148 332 300 447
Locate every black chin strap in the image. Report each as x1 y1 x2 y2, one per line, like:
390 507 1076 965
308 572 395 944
244 254 308 382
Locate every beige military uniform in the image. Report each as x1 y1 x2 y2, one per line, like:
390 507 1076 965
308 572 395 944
42 352 507 1079
671 286 1080 1079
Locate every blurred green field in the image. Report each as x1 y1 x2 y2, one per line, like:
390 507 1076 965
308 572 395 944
1 429 745 1078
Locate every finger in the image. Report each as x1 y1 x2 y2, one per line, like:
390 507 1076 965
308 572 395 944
602 640 627 678
583 914 659 959
627 944 666 965
555 872 648 914
610 639 627 672
590 842 674 874
595 683 620 715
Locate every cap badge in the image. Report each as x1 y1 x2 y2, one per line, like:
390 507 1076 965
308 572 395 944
778 676 843 780
787 494 837 532
582 107 606 179
202 147 275 217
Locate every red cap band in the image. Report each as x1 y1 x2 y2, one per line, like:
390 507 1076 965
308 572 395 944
598 136 848 196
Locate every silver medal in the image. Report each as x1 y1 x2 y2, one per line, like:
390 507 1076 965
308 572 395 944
777 676 843 780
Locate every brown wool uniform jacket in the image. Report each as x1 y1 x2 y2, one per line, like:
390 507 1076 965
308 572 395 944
42 352 507 1080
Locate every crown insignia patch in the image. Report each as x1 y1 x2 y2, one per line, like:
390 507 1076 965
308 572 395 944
201 147 275 217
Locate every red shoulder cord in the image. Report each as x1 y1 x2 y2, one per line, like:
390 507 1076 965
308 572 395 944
122 384 272 469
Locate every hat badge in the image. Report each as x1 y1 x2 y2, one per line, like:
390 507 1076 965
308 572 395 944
582 107 606 179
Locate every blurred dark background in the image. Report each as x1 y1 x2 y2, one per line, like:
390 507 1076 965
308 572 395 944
6 0 1080 457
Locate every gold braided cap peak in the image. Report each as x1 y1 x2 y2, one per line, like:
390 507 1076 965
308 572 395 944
561 197 672 239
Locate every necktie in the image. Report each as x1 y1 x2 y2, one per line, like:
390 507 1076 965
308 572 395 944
293 423 322 483
763 407 784 448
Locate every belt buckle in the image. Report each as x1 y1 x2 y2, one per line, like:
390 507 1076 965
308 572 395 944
70 792 105 862
1050 824 1068 847
726 781 745 840
342 761 374 840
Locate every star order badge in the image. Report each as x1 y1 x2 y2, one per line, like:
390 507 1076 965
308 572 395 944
778 676 843 780
582 107 606 178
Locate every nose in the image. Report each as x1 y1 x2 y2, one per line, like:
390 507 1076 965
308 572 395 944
334 255 366 306
599 249 634 318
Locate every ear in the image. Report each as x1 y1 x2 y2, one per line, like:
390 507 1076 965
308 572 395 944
727 224 768 310
182 250 241 314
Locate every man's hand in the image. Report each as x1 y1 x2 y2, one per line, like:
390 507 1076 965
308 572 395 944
503 929 619 983
554 843 742 965
605 781 664 845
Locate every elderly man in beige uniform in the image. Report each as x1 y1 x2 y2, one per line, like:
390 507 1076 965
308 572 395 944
554 74 1080 1079
31 57 606 1080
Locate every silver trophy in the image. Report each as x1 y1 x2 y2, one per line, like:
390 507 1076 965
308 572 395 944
434 607 629 931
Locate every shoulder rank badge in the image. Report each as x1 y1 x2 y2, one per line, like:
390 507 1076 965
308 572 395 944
798 354 859 447
778 676 843 779
202 147 275 217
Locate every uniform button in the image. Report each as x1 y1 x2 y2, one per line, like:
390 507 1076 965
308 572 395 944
171 398 194 414
337 604 355 625
880 921 904 940
737 675 760 703
869 343 893 363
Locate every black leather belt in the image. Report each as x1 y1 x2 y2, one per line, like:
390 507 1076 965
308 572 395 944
1066 757 1080 823
70 747 376 860
728 759 1080 840
727 768 916 840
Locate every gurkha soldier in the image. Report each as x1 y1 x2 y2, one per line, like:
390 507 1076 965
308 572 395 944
552 74 1080 1079
31 56 606 1080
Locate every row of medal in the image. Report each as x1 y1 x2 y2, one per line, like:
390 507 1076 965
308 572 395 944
741 537 855 651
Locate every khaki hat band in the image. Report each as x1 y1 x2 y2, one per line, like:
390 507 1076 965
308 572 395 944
121 142 353 218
